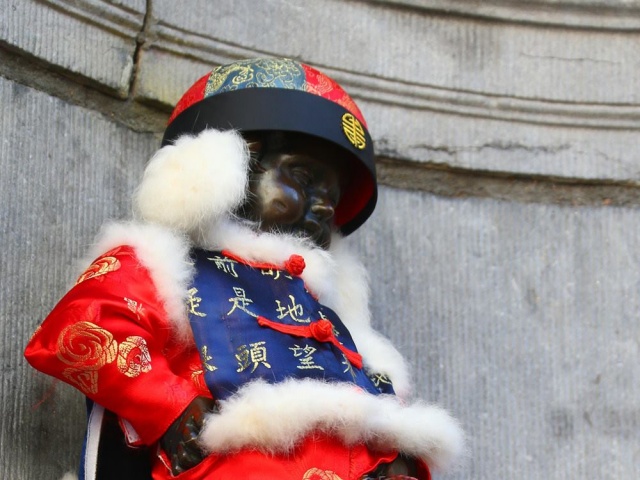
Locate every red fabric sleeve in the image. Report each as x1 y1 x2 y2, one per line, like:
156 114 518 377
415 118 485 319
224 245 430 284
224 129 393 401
24 246 201 444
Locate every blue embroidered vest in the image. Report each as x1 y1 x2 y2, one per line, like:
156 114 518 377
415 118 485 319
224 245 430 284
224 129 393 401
187 249 395 400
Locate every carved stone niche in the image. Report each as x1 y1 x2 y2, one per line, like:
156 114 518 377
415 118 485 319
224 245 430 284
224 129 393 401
3 0 639 181
0 0 145 97
134 0 640 184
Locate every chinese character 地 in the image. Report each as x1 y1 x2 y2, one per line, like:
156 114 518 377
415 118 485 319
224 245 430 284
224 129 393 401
275 295 310 323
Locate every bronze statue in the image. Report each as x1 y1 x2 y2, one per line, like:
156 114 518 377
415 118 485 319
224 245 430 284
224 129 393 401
25 58 463 480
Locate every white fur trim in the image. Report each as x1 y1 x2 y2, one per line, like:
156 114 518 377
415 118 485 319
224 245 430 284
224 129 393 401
199 379 465 471
84 222 195 342
330 236 412 398
198 218 338 303
133 129 250 234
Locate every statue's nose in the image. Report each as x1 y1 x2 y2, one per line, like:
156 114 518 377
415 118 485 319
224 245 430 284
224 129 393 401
310 196 335 221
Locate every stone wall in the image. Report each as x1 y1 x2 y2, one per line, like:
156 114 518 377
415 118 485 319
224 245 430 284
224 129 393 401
2 1 639 478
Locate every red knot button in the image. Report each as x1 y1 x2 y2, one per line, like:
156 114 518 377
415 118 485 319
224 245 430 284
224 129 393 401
309 319 333 342
284 254 306 276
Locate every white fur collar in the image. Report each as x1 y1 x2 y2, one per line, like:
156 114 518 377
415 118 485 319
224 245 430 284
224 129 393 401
199 378 465 472
196 218 339 308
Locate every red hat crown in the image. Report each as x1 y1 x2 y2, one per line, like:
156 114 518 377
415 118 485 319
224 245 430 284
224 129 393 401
163 58 377 235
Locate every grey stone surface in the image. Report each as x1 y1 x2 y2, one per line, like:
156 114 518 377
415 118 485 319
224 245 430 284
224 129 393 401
139 0 640 182
350 187 640 479
2 0 640 479
381 0 640 29
0 0 143 97
1 76 158 479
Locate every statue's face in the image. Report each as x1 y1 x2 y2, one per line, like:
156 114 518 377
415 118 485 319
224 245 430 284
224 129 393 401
242 134 350 249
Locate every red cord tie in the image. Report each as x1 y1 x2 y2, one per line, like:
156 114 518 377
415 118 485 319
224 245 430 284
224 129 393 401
284 254 306 276
257 316 363 369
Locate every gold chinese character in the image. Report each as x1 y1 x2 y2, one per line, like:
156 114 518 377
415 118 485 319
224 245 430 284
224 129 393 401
275 295 310 323
261 268 293 281
227 287 257 317
290 344 324 371
187 288 206 317
369 373 393 388
342 354 357 380
207 256 239 278
236 342 271 373
124 297 145 318
200 345 217 372
261 268 280 280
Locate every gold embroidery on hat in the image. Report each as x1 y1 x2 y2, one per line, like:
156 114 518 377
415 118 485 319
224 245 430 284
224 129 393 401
341 113 366 150
205 58 303 96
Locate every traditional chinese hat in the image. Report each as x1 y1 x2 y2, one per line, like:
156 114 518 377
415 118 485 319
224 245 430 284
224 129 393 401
162 57 377 235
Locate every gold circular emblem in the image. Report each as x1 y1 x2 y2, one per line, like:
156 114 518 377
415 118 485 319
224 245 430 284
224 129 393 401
341 113 366 150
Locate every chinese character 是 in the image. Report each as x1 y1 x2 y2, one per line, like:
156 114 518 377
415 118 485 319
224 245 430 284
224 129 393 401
227 287 256 317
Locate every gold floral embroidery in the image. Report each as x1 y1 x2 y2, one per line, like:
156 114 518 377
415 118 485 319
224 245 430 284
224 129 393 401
62 368 100 395
117 336 152 378
56 321 117 394
76 256 121 284
56 321 117 369
302 468 343 480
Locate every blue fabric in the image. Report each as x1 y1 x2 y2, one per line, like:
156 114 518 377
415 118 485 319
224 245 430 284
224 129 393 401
188 249 395 400
205 58 306 96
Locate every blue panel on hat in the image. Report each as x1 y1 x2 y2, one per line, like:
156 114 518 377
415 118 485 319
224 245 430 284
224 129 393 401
204 58 306 96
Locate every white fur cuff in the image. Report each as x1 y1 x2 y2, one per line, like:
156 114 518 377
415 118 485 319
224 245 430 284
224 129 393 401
198 378 465 472
134 129 250 233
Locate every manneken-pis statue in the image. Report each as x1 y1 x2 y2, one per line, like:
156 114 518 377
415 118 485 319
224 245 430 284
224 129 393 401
25 58 464 480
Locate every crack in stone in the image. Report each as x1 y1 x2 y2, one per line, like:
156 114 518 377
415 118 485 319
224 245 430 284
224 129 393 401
128 0 154 99
409 142 572 156
376 156 640 207
521 52 621 66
